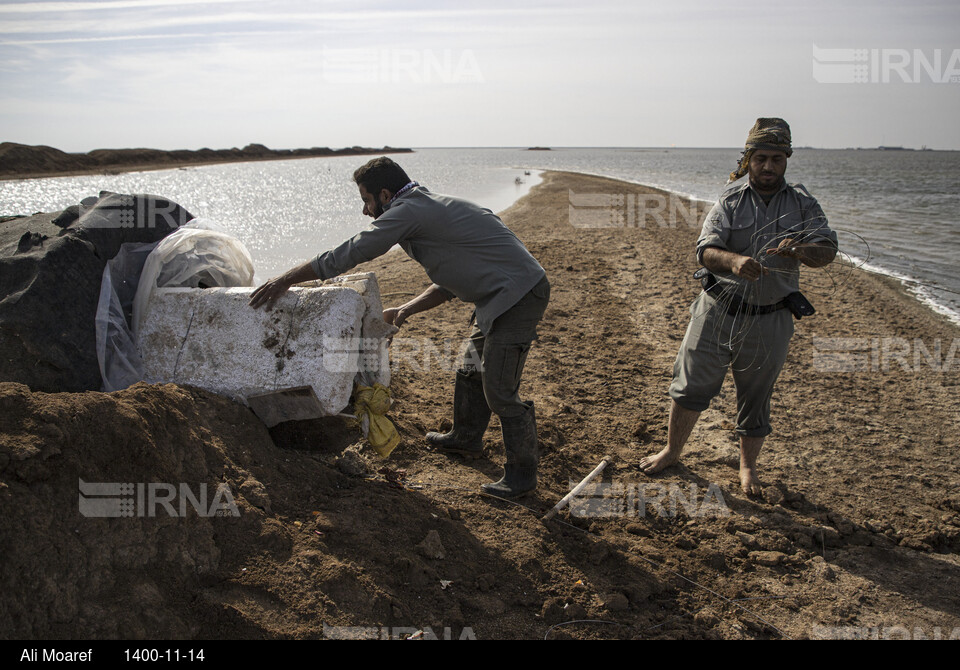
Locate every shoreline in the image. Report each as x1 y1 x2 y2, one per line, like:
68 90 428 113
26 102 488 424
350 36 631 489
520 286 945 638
509 169 960 328
2 170 959 639
518 166 717 207
4 146 956 326
845 255 960 328
0 142 414 182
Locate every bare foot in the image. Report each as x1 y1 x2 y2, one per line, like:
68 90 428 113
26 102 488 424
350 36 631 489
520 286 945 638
639 447 680 474
740 466 762 496
739 436 764 496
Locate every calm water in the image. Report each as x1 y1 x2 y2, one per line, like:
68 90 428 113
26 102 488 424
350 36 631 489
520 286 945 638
2 147 958 321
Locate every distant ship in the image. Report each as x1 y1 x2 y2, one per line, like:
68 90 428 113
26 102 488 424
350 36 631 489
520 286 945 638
877 145 913 151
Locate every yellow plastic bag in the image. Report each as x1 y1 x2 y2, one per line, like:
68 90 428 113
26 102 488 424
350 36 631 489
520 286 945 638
354 383 401 457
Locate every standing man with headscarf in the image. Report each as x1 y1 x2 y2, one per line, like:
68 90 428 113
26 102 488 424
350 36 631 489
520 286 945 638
639 118 838 495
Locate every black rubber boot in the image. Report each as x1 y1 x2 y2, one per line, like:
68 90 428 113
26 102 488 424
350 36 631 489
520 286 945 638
425 370 491 457
482 402 539 498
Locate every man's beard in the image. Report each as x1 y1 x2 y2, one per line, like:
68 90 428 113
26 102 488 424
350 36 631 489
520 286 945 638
751 172 783 193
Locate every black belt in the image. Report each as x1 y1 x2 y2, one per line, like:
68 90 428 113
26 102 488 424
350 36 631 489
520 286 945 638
698 271 787 316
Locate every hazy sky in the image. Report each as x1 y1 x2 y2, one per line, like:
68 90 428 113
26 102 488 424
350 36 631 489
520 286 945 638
2 0 959 151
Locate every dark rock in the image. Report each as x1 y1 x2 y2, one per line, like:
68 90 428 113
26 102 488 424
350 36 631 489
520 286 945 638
749 550 786 566
602 592 629 611
15 232 47 254
541 597 566 624
335 445 369 477
0 193 192 391
416 530 445 560
51 205 80 228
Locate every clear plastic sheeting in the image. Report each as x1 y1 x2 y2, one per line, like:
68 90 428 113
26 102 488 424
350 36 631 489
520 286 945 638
132 219 255 339
95 220 256 392
95 242 161 392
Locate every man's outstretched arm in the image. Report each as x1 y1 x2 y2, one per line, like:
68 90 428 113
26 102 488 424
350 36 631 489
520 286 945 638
383 284 454 328
765 238 837 267
248 261 319 310
701 246 769 282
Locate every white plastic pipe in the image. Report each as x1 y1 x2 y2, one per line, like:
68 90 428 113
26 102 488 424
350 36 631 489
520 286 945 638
542 456 611 522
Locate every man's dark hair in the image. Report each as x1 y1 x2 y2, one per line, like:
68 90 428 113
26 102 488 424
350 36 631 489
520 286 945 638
353 157 411 195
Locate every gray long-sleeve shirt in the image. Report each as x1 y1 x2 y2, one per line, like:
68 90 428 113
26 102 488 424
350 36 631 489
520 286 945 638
311 186 546 334
696 179 837 306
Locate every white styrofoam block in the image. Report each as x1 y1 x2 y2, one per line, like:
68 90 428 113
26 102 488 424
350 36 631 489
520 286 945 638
325 273 397 387
138 285 366 414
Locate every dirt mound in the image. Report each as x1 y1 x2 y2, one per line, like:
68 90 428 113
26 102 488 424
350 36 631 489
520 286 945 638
0 380 671 640
0 382 279 637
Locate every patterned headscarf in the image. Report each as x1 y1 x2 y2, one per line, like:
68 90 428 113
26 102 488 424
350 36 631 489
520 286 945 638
728 118 793 183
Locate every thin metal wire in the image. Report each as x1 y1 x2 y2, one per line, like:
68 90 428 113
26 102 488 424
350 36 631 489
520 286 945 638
543 619 630 640
699 219 872 374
